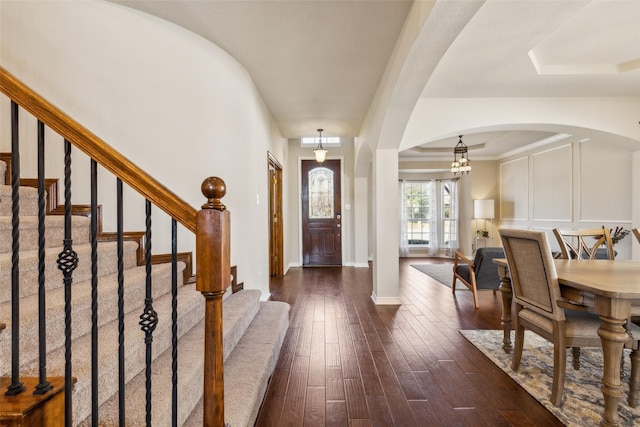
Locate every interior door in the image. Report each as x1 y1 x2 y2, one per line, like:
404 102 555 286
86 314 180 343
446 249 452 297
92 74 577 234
301 159 342 266
268 153 284 277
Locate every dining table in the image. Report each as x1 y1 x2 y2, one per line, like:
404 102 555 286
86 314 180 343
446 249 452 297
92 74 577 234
493 258 640 427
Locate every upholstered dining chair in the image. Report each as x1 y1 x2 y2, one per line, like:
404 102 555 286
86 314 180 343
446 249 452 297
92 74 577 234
553 227 615 260
498 228 640 407
452 247 504 309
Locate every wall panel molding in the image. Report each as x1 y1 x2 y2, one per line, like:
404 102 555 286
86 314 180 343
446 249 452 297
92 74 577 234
500 157 528 221
531 144 572 221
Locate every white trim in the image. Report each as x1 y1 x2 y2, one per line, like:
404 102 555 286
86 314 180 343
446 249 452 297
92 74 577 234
578 219 633 224
371 293 402 305
498 133 571 160
260 292 272 302
353 262 370 268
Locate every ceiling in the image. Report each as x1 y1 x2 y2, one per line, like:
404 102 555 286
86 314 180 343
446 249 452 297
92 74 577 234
111 0 413 139
111 0 640 160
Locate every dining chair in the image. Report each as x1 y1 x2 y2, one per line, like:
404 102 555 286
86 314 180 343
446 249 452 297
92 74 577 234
633 228 640 244
499 228 640 407
552 227 615 260
452 247 504 309
555 227 640 373
552 227 615 314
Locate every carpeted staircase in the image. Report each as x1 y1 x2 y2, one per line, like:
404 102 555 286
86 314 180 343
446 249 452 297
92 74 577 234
0 159 290 426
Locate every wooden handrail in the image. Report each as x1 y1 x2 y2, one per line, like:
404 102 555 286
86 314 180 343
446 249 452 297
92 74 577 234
0 66 197 233
1 65 231 426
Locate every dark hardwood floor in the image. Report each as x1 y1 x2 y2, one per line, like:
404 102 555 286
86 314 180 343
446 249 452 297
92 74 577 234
255 258 563 426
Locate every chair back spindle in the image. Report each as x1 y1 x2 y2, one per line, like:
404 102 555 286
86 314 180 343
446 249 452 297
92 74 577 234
553 228 615 260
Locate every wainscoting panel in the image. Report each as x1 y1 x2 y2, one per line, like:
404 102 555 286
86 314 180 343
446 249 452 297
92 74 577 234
579 140 632 222
500 157 528 220
532 144 572 221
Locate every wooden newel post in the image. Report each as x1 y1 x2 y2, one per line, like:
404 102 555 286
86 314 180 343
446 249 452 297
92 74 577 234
196 177 230 427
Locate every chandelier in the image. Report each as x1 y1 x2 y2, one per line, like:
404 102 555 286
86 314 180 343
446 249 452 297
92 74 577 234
313 128 328 163
451 135 471 175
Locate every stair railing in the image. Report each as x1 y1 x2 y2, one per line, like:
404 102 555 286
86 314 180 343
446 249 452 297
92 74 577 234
0 66 229 426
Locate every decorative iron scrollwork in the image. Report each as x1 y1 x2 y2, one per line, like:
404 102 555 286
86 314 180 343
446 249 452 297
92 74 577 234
139 301 158 340
57 244 79 275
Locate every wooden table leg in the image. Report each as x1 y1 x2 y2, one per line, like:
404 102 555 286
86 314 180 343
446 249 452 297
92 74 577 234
596 297 631 427
628 349 640 407
497 264 512 354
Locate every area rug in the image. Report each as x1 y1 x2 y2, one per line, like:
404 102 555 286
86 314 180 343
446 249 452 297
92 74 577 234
460 329 640 426
411 263 454 288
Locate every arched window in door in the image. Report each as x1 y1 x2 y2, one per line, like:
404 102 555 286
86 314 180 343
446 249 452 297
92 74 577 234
308 167 334 219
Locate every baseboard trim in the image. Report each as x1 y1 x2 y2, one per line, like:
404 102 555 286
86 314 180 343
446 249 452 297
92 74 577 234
352 262 370 268
370 293 402 305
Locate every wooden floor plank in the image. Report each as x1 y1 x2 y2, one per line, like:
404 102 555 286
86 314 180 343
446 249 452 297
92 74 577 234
326 366 345 401
309 321 326 387
364 394 394 427
279 356 310 426
344 378 370 420
256 259 563 426
326 401 348 426
304 386 326 426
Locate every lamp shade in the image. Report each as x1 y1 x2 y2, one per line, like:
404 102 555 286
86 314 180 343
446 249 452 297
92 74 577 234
474 199 494 219
314 148 327 163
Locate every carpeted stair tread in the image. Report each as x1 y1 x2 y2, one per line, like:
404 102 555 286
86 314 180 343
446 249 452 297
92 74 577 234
0 240 139 303
0 184 39 216
0 262 186 376
184 300 290 427
221 289 261 361
21 282 205 425
0 215 91 253
222 301 290 427
79 289 269 426
100 298 289 427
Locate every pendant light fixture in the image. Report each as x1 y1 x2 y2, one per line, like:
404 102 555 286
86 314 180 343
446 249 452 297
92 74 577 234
313 128 328 163
451 135 471 175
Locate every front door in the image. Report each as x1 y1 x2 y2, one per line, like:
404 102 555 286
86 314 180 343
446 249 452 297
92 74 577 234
301 159 342 266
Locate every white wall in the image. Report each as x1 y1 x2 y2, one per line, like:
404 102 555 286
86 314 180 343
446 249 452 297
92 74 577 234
498 138 635 259
0 0 287 299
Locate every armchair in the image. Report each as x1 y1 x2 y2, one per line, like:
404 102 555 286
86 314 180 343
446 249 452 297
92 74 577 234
452 247 504 309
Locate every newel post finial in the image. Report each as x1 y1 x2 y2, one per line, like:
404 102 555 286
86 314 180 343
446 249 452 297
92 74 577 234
196 176 230 426
201 176 227 211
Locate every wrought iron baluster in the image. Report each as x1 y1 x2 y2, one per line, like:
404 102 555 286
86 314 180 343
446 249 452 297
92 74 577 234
6 100 25 396
34 120 52 396
57 139 78 427
117 178 125 425
90 159 99 423
171 218 178 427
139 199 157 427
